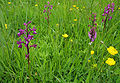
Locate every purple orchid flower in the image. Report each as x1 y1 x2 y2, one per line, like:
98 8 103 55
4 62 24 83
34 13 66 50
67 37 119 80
102 3 114 22
88 13 97 42
43 1 53 25
17 39 24 48
17 29 25 37
43 9 46 13
30 26 37 34
102 3 114 29
25 53 29 59
17 21 37 66
88 27 97 42
30 44 37 48
48 1 50 4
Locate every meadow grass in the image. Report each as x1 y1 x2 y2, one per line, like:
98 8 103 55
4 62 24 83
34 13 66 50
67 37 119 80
0 0 120 82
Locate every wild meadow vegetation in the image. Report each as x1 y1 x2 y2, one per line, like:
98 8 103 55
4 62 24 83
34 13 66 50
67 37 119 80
0 0 120 82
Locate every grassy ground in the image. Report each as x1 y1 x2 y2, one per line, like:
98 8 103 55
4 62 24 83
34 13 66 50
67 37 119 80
0 0 120 82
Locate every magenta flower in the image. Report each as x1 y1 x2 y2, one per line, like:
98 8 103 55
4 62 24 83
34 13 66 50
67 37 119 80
43 9 46 13
50 5 53 9
17 39 24 48
45 17 47 20
30 26 37 34
17 29 25 37
30 44 37 48
88 13 97 28
102 3 114 29
48 1 50 4
102 3 114 22
24 23 27 27
17 21 37 65
33 31 37 34
43 1 53 25
43 1 53 13
88 27 97 42
88 13 97 42
44 5 47 8
27 21 31 24
25 54 29 59
108 16 112 21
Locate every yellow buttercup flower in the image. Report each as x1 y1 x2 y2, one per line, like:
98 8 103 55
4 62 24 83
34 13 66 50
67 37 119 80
35 4 38 7
8 2 11 4
118 7 120 10
62 34 68 38
5 24 7 29
107 46 118 55
73 5 76 7
70 8 73 11
91 50 94 55
76 7 79 10
105 58 116 66
74 19 77 21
